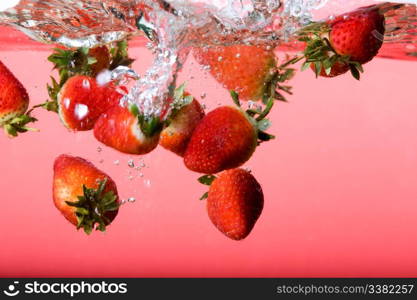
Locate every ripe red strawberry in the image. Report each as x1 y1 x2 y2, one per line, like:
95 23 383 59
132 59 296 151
160 88 205 156
57 75 123 131
200 168 264 240
300 5 385 79
184 92 274 174
53 154 120 234
40 41 134 113
193 45 279 101
94 104 162 155
0 60 37 137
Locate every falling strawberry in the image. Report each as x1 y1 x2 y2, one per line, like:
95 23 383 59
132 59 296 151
199 168 264 241
94 104 162 155
0 60 37 137
53 154 120 234
39 40 134 113
299 5 385 79
184 92 274 174
57 75 123 131
159 85 205 156
193 45 294 103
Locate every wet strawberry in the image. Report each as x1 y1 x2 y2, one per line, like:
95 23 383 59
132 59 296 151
40 41 134 113
94 104 162 155
0 60 37 137
160 88 205 156
53 154 120 234
299 5 385 79
57 75 122 131
193 45 278 101
200 168 264 240
184 92 274 174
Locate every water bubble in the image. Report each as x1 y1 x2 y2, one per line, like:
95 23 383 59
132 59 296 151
63 98 71 109
97 146 102 153
96 70 112 86
82 78 90 89
127 159 135 168
114 160 120 165
74 104 89 120
127 197 136 203
200 92 206 99
217 56 223 62
144 179 151 188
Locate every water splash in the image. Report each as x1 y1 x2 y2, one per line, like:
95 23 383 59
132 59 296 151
0 0 416 118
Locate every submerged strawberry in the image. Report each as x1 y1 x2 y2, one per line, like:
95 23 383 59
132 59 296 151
53 154 120 234
57 75 123 131
184 92 274 174
94 104 162 155
299 5 385 79
160 86 205 156
199 168 264 241
194 45 295 103
0 60 37 137
39 40 134 113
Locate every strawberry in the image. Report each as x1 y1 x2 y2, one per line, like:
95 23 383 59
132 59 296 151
94 104 162 155
159 86 205 156
193 45 294 103
53 154 120 234
0 60 37 137
199 169 264 240
39 40 134 113
299 5 385 79
184 92 274 174
57 75 123 131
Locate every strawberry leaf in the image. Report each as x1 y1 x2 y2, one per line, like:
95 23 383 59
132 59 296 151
198 175 216 186
65 179 119 235
230 90 241 107
200 192 209 201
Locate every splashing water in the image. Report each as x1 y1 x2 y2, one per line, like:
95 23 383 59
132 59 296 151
0 0 416 118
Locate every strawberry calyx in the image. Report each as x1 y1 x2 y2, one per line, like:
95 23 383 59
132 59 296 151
129 104 164 138
37 41 134 113
2 113 38 138
65 179 119 235
263 56 299 104
231 91 275 143
164 83 194 121
297 22 364 80
198 174 217 200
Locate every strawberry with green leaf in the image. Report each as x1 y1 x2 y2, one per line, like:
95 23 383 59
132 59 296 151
94 103 163 155
53 154 120 234
298 5 385 79
183 91 275 174
193 45 296 103
40 41 134 113
0 60 37 137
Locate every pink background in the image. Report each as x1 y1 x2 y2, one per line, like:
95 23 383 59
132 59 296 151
1 36 417 277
